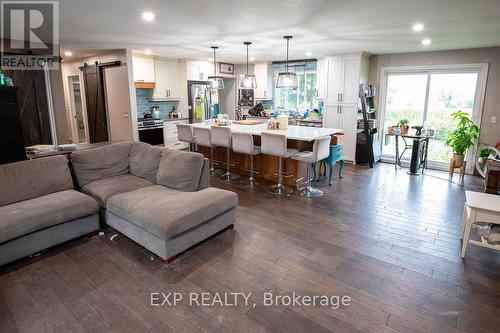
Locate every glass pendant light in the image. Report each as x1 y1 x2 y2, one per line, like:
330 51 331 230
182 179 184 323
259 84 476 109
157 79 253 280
207 46 224 90
239 42 257 89
276 36 298 89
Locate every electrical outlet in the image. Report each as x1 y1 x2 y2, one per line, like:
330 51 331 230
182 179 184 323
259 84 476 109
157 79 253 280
492 116 497 124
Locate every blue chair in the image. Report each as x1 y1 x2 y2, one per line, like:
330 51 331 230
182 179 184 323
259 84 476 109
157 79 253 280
312 144 344 185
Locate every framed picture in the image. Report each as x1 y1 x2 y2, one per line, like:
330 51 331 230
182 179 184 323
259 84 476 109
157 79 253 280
219 62 234 74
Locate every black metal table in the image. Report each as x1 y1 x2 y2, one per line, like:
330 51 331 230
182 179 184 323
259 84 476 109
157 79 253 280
389 133 433 175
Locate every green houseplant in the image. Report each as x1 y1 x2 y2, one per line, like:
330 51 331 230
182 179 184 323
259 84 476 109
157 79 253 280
445 111 479 166
399 118 409 134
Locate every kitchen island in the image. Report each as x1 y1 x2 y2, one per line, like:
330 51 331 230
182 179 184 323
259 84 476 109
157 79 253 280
190 123 343 188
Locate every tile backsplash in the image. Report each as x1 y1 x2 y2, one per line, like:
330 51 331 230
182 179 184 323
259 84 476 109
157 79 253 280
136 88 178 119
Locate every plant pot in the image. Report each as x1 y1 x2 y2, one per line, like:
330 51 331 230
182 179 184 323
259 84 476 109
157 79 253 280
400 125 409 135
453 153 465 167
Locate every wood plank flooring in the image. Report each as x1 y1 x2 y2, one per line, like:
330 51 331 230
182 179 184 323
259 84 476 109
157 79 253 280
1 163 500 332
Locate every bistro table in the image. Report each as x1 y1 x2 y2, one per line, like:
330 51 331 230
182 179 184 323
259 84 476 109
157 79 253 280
387 133 433 175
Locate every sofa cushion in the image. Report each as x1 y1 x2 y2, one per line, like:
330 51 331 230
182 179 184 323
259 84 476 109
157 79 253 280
0 155 73 207
81 174 154 207
70 142 132 187
129 142 163 182
0 190 99 244
156 149 205 192
107 185 238 240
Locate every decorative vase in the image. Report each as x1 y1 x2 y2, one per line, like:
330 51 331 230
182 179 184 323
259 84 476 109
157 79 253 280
453 153 465 167
400 125 409 135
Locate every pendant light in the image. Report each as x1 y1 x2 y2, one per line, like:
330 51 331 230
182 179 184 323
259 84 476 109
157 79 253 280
276 36 298 89
207 46 224 90
239 42 257 89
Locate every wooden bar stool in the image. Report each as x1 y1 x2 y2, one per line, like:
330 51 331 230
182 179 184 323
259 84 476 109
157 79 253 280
193 127 214 175
232 132 261 188
261 132 298 195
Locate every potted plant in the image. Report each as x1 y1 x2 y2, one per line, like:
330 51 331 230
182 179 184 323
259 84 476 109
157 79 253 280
478 147 494 166
445 111 480 167
399 119 409 135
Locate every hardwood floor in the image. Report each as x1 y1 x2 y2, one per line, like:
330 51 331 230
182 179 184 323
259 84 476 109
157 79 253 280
1 163 500 332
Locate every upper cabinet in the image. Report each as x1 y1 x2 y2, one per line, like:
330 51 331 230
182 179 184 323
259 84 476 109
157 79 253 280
152 60 180 100
316 59 327 100
186 61 213 81
325 56 361 105
254 62 273 100
132 55 180 100
132 56 155 82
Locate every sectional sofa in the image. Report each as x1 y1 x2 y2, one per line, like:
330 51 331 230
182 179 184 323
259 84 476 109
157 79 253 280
0 155 100 266
0 141 238 266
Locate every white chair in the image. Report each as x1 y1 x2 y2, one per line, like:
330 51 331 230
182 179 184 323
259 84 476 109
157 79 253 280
193 127 214 175
211 126 239 181
232 132 261 187
176 124 194 151
261 132 299 195
291 136 331 198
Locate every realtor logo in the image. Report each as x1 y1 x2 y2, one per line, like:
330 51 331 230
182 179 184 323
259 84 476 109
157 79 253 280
1 0 59 69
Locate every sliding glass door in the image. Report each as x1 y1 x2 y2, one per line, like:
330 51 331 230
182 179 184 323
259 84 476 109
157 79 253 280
380 65 486 170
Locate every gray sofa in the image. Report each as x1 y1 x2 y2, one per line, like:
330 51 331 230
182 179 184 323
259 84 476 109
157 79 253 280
70 141 238 263
0 155 100 266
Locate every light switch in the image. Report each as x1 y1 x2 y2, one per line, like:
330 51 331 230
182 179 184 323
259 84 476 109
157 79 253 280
124 113 129 119
492 116 497 124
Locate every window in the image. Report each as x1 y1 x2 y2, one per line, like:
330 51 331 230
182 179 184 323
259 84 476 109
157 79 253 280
380 64 487 170
273 61 317 110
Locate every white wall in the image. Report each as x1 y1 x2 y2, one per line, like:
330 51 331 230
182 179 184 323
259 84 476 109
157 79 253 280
369 47 500 146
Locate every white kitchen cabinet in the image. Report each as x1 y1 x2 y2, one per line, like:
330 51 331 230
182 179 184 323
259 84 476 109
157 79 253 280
323 103 358 161
323 54 369 162
186 61 212 81
254 62 273 100
163 119 189 149
152 60 180 100
132 56 155 82
316 58 327 100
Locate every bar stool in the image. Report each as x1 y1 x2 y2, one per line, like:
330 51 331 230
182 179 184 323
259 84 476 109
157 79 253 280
193 126 214 175
232 132 260 188
176 124 194 151
211 126 239 181
261 132 298 195
291 136 331 198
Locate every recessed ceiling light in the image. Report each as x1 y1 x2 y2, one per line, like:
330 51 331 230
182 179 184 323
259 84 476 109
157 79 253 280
249 56 255 61
145 49 152 55
306 51 312 57
412 23 424 32
64 51 72 56
142 11 155 21
422 38 432 46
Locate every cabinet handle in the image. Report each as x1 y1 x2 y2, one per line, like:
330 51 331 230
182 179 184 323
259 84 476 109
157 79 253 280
340 106 342 114
264 90 266 98
340 93 343 102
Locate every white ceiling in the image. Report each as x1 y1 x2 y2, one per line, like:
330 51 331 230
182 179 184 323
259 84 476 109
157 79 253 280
58 0 500 63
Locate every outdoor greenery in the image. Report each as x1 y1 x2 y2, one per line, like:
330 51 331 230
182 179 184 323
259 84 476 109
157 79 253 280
445 111 480 156
276 71 317 110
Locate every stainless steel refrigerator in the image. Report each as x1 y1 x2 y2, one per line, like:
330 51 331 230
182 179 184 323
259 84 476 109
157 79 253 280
187 81 219 123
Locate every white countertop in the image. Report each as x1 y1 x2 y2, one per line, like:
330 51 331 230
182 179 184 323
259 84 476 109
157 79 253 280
189 123 342 141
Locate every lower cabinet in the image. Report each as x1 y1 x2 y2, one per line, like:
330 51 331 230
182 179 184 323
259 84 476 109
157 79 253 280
163 119 190 150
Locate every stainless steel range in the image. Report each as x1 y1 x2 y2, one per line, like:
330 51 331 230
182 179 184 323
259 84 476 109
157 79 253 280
138 119 164 145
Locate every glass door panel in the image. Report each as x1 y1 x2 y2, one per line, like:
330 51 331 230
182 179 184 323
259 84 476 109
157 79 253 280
382 74 428 157
425 73 478 163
